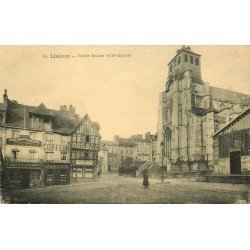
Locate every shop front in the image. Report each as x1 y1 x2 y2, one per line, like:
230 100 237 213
44 163 70 186
71 159 97 182
5 160 43 189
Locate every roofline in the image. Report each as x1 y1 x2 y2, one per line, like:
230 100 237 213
213 108 250 137
167 49 201 65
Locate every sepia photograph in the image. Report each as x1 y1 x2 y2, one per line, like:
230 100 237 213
0 45 249 204
0 1 249 250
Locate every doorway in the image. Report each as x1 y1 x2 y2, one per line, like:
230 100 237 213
230 151 241 174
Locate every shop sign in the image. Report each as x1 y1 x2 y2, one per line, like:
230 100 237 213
6 138 41 147
43 143 69 152
45 164 69 169
71 142 99 150
75 160 93 166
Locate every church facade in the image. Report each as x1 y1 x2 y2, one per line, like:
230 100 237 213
157 46 250 174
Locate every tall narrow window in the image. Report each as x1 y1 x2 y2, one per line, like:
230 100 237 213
29 132 37 140
86 135 90 142
12 130 19 139
190 56 193 64
170 65 172 72
195 58 199 65
184 55 188 62
178 56 181 64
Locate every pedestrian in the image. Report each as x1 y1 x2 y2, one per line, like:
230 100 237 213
143 170 149 188
97 169 101 183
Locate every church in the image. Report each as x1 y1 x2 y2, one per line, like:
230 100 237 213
157 46 250 174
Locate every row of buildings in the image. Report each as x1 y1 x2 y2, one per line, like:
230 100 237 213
98 132 157 173
0 89 101 188
157 46 250 175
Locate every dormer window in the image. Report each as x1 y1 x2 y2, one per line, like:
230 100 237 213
190 56 193 64
195 58 199 65
184 55 188 62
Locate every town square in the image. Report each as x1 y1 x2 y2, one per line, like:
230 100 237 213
0 45 249 204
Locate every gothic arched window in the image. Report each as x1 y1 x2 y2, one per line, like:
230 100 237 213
190 56 193 64
195 58 199 65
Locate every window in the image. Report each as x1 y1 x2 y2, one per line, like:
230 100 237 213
76 151 80 158
85 152 89 159
71 151 76 158
195 58 199 65
45 133 54 141
91 136 95 143
61 135 67 142
12 151 19 159
190 56 193 64
29 132 37 140
86 135 90 142
29 152 36 160
12 130 19 139
178 56 181 64
81 151 85 157
184 55 188 62
77 134 81 142
61 154 67 161
45 152 54 161
170 65 172 72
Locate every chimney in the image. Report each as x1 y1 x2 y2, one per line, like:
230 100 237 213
3 89 8 108
60 105 67 112
69 105 75 118
113 135 119 144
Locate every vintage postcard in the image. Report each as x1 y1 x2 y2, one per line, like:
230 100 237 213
0 45 249 204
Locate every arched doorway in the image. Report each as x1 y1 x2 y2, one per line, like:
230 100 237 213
164 127 172 160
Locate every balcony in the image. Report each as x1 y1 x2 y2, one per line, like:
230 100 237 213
5 157 43 163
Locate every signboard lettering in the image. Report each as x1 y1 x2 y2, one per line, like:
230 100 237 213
76 160 93 166
71 142 99 150
43 143 69 152
6 138 41 147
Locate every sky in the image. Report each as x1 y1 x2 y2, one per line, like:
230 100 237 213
0 45 249 140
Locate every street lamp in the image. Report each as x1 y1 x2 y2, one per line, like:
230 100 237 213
160 141 164 183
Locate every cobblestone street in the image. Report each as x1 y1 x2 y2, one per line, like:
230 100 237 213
7 174 250 204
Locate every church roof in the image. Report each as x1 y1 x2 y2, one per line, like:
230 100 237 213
209 86 250 105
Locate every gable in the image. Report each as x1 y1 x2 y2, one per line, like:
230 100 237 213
71 114 101 137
